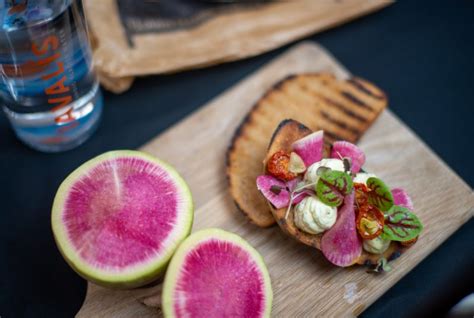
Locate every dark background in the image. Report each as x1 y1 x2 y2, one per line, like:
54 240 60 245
1 1 473 317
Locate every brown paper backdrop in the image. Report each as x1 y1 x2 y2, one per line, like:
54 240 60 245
84 0 392 93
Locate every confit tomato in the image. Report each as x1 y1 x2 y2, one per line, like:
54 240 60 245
267 150 296 181
354 183 370 206
356 204 384 240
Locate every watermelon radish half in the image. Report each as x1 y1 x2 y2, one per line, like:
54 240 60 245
51 150 194 288
162 228 272 318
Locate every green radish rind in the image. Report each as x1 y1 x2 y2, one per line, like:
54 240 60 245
162 228 273 318
51 150 194 289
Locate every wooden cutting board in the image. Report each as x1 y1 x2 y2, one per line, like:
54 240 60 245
77 42 474 317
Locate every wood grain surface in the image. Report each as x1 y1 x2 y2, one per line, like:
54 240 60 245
77 43 474 317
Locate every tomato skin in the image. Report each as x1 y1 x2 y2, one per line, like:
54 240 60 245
354 183 388 240
356 204 384 239
267 150 296 181
354 183 370 206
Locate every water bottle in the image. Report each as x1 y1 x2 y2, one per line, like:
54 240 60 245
0 0 102 152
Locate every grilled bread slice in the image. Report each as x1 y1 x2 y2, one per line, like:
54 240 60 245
227 73 387 227
267 119 404 266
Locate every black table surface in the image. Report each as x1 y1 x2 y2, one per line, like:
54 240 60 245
1 1 473 317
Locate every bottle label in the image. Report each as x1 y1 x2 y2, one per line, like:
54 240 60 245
0 0 95 118
31 34 75 123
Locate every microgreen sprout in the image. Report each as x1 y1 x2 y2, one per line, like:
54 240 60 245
284 181 318 219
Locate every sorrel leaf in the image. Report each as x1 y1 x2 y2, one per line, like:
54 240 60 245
366 177 394 211
367 257 392 273
381 205 423 241
316 170 353 207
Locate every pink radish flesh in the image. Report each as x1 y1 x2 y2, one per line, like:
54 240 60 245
256 175 290 208
321 192 362 267
173 240 266 317
330 141 366 173
392 188 414 210
63 157 179 269
291 130 324 167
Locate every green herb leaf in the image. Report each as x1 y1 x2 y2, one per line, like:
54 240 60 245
381 205 423 242
316 170 353 207
378 257 392 272
366 177 394 211
373 257 392 273
368 257 392 273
